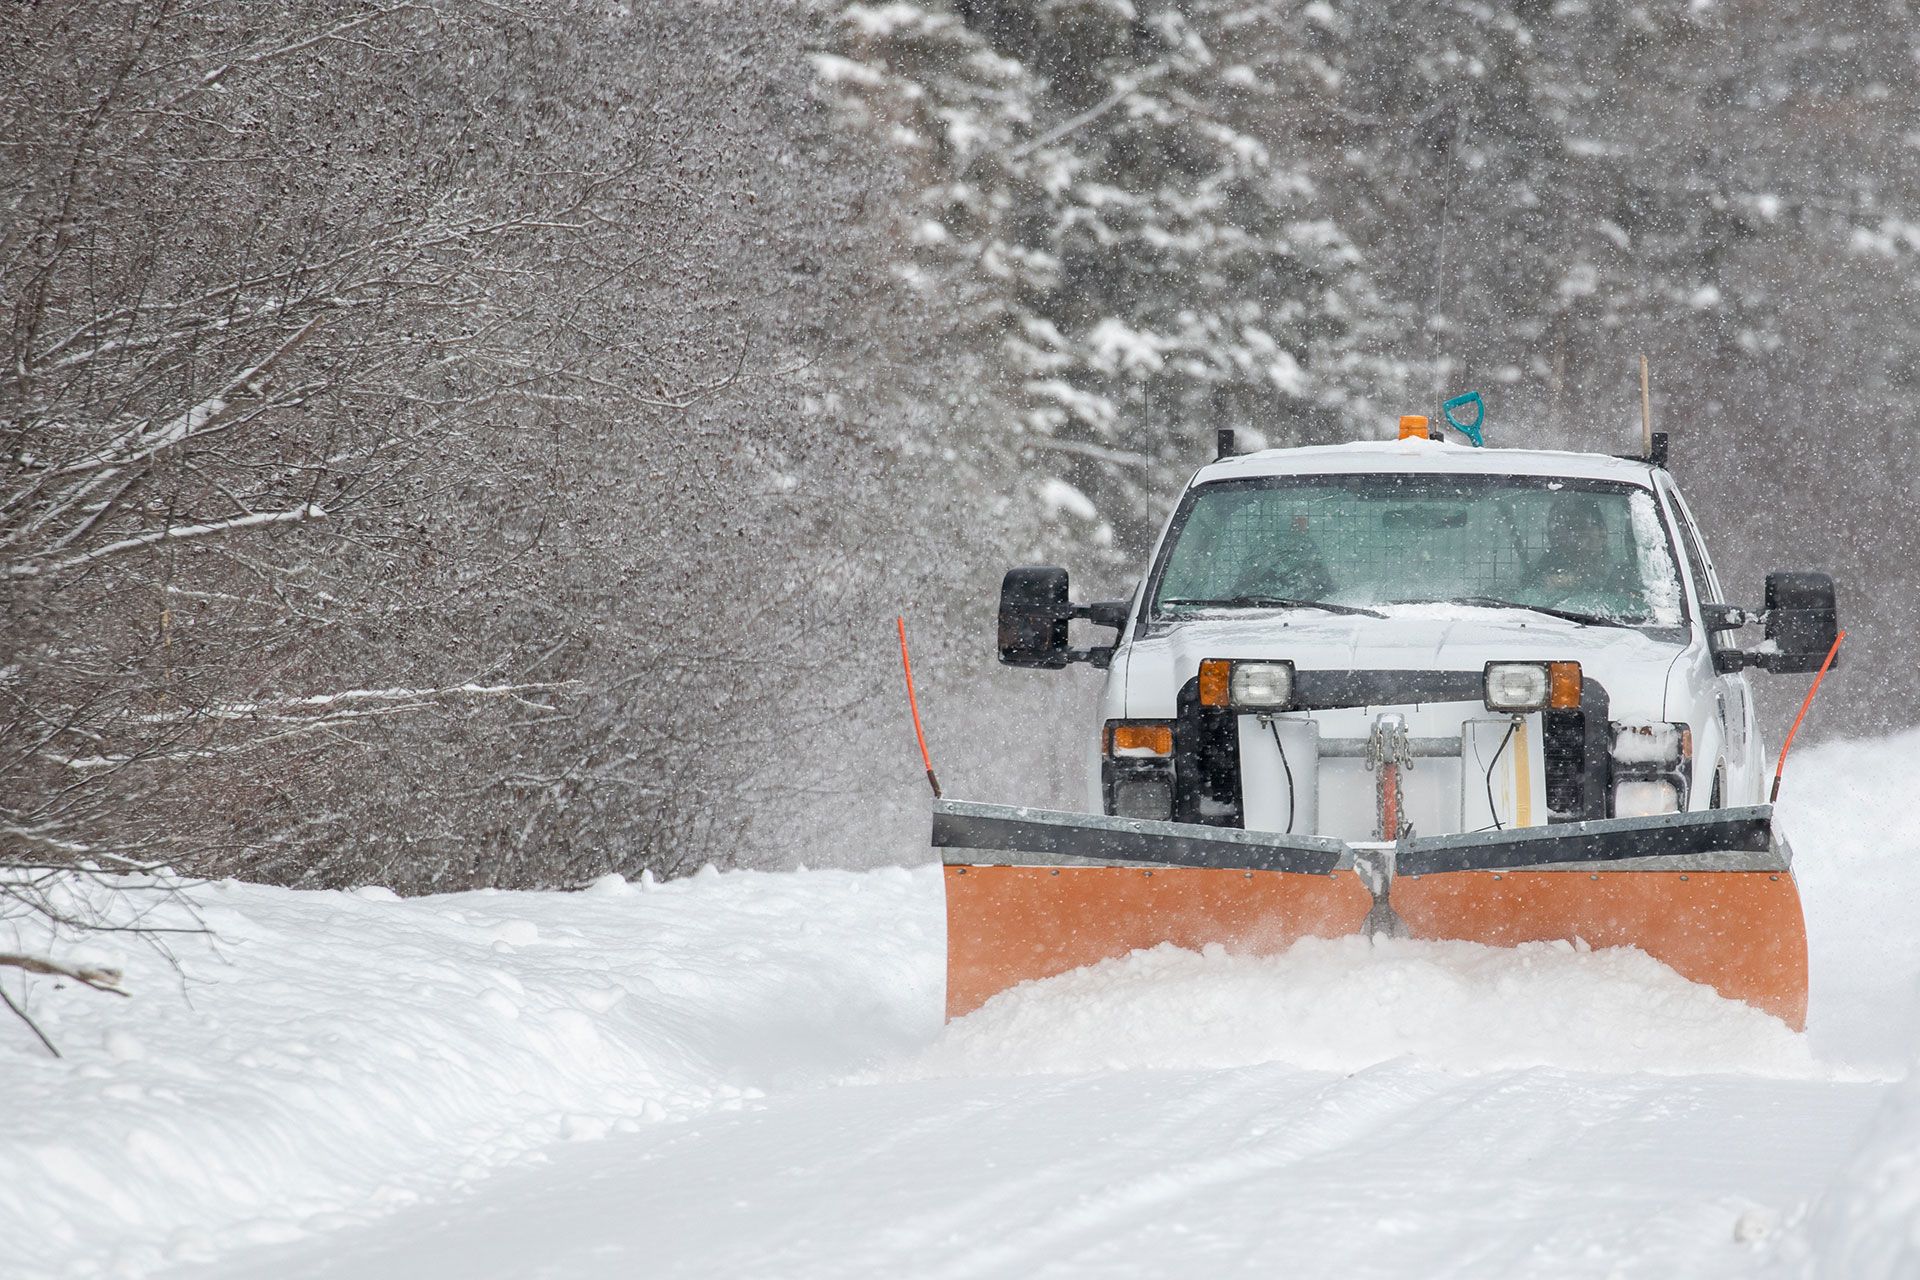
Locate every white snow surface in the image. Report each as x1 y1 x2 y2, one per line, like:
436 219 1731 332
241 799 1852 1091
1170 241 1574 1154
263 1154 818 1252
4 731 1919 1279
1797 1064 1920 1278
901 936 1819 1082
0 868 937 1278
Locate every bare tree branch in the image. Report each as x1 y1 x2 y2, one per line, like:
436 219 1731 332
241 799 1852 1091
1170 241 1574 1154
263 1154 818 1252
9 504 327 579
0 952 127 996
0 983 61 1058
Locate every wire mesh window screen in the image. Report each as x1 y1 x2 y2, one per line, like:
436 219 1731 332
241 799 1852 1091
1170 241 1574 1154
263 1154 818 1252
1155 477 1681 623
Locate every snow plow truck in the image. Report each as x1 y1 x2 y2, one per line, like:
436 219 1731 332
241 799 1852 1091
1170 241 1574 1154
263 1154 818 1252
938 418 1839 1029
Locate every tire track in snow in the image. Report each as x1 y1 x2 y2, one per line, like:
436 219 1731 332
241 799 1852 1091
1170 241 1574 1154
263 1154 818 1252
904 1060 1459 1280
829 1066 1876 1280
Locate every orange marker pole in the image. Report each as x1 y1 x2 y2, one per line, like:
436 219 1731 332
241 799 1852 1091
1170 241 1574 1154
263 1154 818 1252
897 616 941 798
1770 630 1846 803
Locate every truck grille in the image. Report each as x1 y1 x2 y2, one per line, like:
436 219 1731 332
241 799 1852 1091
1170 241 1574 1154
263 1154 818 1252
1543 708 1589 820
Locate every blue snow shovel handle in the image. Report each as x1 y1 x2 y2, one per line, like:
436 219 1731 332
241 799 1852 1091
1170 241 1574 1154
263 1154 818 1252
1442 391 1486 447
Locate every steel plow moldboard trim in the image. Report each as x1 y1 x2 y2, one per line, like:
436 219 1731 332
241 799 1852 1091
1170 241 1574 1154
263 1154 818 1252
1394 806 1783 876
931 799 1352 876
934 800 1782 879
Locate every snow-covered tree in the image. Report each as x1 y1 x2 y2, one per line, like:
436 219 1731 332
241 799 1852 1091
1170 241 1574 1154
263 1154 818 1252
2 0 1035 891
824 0 1416 566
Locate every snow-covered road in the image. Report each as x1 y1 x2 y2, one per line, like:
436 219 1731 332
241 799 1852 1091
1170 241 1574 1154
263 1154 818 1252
190 1061 1884 1280
9 733 1920 1279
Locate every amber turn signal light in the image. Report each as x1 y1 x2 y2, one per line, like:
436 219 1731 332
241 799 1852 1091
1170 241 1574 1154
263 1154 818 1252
1548 661 1582 709
1198 658 1232 708
1106 722 1173 757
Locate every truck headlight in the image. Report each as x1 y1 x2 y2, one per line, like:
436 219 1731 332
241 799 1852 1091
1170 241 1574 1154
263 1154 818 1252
1229 661 1294 710
1484 662 1549 711
1104 720 1176 820
1198 659 1295 710
1608 721 1691 817
1614 779 1682 817
1484 660 1582 712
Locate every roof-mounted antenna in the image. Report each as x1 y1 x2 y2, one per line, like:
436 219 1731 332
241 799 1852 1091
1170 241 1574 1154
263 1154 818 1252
1635 355 1666 466
1627 354 1670 468
1639 354 1653 458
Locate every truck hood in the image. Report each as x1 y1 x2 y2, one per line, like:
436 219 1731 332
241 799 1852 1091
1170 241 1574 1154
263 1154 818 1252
1121 604 1684 721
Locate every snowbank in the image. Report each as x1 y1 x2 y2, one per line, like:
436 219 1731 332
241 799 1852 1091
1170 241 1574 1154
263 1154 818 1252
896 936 1821 1082
1771 727 1920 1277
1797 1066 1920 1278
1777 727 1920 1071
0 867 940 1279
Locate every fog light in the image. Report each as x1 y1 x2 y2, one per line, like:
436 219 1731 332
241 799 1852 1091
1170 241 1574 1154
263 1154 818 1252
1112 778 1174 821
1484 662 1549 712
1230 661 1294 710
1614 779 1681 818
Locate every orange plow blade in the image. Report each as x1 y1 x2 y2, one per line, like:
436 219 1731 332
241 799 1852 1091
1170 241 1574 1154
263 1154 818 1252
1391 869 1807 1029
1391 807 1808 1029
944 863 1373 1019
934 800 1808 1028
934 800 1373 1019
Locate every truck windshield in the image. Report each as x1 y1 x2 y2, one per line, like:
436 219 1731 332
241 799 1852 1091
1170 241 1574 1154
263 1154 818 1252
1151 475 1684 627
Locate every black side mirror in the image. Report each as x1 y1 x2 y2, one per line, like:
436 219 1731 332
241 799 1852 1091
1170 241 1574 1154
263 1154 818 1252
997 567 1129 669
998 567 1073 668
1760 571 1840 674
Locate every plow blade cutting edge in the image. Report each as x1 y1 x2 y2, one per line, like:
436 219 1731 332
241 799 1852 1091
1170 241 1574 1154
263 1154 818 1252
936 801 1807 1028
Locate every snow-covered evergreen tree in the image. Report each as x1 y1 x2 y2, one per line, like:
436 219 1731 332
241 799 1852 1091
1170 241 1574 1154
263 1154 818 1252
824 0 1416 566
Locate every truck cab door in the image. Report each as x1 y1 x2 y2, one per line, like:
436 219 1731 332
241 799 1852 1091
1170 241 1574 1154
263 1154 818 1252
1661 481 1753 803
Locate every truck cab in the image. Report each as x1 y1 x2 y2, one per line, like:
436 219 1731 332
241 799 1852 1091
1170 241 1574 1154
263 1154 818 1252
1000 434 1840 844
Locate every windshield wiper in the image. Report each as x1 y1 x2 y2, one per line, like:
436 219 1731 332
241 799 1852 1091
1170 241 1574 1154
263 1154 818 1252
1160 595 1386 619
1439 596 1642 629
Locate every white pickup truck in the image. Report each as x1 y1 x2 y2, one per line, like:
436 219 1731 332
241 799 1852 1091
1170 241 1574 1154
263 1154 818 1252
997 431 1840 844
938 425 1836 1027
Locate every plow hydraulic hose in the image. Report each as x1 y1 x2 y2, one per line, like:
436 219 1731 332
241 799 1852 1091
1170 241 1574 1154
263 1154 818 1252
897 616 942 799
1771 630 1846 803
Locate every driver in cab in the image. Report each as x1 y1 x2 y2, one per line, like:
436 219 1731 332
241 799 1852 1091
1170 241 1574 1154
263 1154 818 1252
1530 499 1642 618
